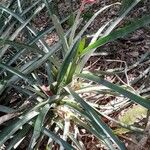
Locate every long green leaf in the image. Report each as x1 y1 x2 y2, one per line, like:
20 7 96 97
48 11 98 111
0 105 15 113
28 104 50 150
0 43 61 90
104 0 142 35
0 4 70 69
0 4 45 57
79 72 150 109
76 21 111 73
0 96 61 148
0 0 41 35
56 41 79 88
63 101 108 143
44 0 69 55
76 0 141 72
65 87 126 150
0 4 52 57
0 63 36 85
119 0 140 15
0 38 39 52
0 111 39 146
73 3 120 45
43 127 75 150
6 124 31 150
52 14 69 52
81 15 150 56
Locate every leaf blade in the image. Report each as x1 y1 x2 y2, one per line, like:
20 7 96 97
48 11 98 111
81 15 150 56
65 87 126 150
79 72 150 109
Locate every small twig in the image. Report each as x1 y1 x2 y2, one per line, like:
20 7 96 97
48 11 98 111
140 87 150 94
118 134 138 145
60 107 70 150
106 59 129 85
130 67 150 85
86 57 101 70
127 51 150 71
100 113 144 133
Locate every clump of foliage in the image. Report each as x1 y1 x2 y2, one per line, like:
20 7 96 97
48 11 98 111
0 0 150 149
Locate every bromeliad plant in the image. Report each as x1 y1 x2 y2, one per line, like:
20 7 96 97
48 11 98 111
0 0 150 149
